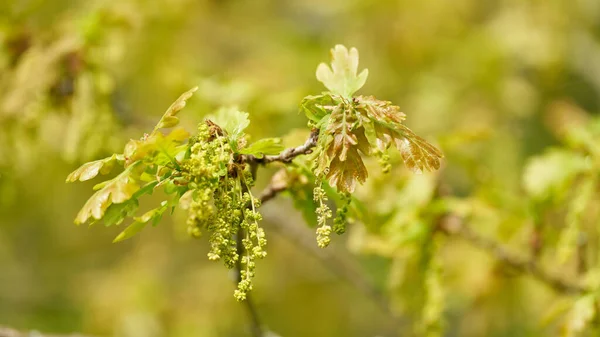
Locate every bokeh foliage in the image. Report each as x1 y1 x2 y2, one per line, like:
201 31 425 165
2 0 600 336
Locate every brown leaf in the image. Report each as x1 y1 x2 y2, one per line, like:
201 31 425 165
356 96 406 125
326 147 368 193
394 125 443 174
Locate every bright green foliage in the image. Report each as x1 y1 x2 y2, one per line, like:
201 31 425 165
67 87 269 301
239 138 284 158
316 45 369 98
65 154 123 182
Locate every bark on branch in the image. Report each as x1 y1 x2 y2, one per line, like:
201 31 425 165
242 128 319 165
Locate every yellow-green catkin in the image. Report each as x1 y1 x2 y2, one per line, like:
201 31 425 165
314 181 333 248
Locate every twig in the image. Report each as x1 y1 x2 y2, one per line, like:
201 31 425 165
438 214 588 294
0 326 93 337
257 169 289 204
243 128 319 165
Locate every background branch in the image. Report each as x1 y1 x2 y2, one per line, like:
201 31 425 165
437 214 588 294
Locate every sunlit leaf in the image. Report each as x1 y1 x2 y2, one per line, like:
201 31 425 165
113 201 169 242
101 180 160 227
316 45 369 98
153 86 198 131
239 138 284 158
356 96 443 174
395 125 444 174
74 165 141 225
210 106 250 139
103 199 139 227
123 127 189 166
66 154 123 182
318 105 370 193
300 94 335 124
112 220 147 243
156 116 179 129
357 95 406 125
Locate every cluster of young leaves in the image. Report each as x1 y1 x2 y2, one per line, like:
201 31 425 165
302 45 443 195
298 45 443 247
67 87 283 300
66 87 199 239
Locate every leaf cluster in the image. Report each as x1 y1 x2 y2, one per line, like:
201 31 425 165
302 45 443 194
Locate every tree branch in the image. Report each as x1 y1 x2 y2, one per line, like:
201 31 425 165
437 214 589 294
243 128 319 165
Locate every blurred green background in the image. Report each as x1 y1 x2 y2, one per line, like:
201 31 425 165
2 0 600 336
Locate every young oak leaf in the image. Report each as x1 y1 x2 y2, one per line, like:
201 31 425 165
357 96 443 174
66 154 124 182
74 166 141 225
317 105 370 193
154 86 198 130
316 45 369 98
123 127 190 166
113 201 169 242
300 94 336 124
239 138 284 158
101 181 159 227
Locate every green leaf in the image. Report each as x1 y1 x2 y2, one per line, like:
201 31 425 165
523 149 589 200
103 199 139 227
112 220 147 243
239 138 284 158
113 201 169 242
316 45 369 98
123 127 189 166
100 180 159 227
66 154 123 182
210 106 250 139
300 94 335 124
74 165 141 225
156 116 179 129
153 86 198 131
